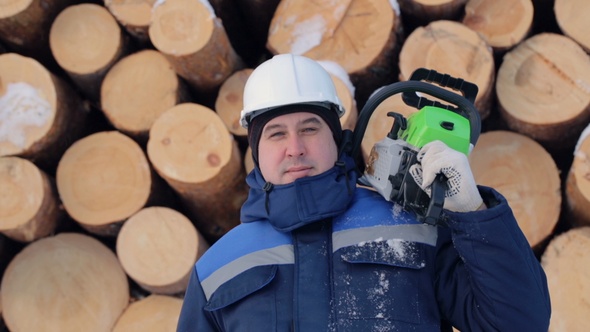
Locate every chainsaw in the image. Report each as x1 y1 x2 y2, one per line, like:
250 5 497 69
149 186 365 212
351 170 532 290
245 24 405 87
349 68 481 226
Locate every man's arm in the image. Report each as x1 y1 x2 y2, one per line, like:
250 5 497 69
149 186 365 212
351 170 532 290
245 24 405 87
177 266 218 332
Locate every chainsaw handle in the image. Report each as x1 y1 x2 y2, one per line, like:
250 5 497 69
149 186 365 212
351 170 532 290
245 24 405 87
422 174 447 226
351 80 481 161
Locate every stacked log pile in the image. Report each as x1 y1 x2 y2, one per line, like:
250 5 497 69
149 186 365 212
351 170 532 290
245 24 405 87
0 0 589 330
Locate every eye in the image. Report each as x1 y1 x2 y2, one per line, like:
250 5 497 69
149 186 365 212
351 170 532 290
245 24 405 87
301 126 319 134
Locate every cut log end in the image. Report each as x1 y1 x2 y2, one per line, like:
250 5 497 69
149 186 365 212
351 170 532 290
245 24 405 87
554 0 590 52
399 20 495 120
0 53 57 157
148 103 236 184
215 69 252 137
469 130 561 247
101 50 182 137
541 227 590 331
50 4 122 75
112 295 183 332
56 131 152 232
1 233 129 331
116 206 208 295
566 132 590 227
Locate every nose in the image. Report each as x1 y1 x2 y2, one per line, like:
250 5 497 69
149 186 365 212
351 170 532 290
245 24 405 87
286 135 305 157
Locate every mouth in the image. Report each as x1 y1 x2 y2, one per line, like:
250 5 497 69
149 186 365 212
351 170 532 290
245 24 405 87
286 166 313 176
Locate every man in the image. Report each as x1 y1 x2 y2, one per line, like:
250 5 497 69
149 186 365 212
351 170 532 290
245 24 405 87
177 54 551 331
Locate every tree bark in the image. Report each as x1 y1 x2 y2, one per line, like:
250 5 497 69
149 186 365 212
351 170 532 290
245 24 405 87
462 0 534 53
469 130 561 249
496 32 590 152
541 227 590 332
554 0 590 53
116 206 209 295
149 0 244 103
0 0 74 68
1 232 129 332
112 294 184 332
0 156 64 242
398 20 495 120
267 0 403 109
147 103 248 242
566 127 590 227
100 49 191 142
50 3 131 102
103 0 157 44
0 53 88 172
56 131 155 237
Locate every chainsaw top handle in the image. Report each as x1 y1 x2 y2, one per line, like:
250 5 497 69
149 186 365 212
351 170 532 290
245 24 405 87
350 69 481 161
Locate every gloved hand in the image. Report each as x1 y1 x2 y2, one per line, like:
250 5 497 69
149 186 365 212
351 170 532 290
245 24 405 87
409 140 483 212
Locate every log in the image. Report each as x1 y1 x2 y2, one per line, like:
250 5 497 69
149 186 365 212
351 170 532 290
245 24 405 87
496 33 590 152
554 0 590 52
468 130 561 248
462 0 534 53
147 103 248 242
103 0 156 44
116 206 209 295
267 0 403 108
398 20 495 120
398 0 468 26
112 294 184 332
56 131 155 237
541 227 590 331
49 3 131 102
0 53 88 172
0 156 64 242
0 232 129 332
565 126 590 227
0 0 74 68
149 0 244 101
319 60 358 131
100 49 190 141
244 145 254 174
215 68 252 138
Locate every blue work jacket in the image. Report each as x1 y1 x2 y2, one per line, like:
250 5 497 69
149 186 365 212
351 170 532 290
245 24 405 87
177 186 550 331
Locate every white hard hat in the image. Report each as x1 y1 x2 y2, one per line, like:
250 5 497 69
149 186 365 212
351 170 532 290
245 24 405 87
240 54 345 128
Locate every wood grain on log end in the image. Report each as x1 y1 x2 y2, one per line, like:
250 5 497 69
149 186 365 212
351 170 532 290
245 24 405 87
0 157 63 242
399 20 495 120
117 206 208 295
56 131 152 236
554 0 590 53
50 3 128 102
101 50 186 139
267 0 402 107
566 130 590 227
148 103 247 241
113 294 183 332
463 0 534 53
496 33 590 150
541 227 590 331
1 233 129 331
469 130 561 247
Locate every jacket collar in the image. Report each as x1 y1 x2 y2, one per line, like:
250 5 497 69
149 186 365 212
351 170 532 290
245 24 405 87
240 153 358 232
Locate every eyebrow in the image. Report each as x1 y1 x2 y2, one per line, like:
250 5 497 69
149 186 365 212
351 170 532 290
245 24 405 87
263 116 323 134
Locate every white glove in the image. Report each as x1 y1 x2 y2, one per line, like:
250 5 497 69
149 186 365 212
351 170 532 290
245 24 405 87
409 140 483 212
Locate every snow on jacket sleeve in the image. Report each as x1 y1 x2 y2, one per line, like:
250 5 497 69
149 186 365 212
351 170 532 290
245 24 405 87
435 186 551 332
177 266 217 332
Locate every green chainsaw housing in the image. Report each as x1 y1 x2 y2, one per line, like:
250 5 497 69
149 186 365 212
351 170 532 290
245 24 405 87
400 105 471 155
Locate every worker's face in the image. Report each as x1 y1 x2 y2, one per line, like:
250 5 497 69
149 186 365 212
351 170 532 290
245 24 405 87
258 112 338 185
